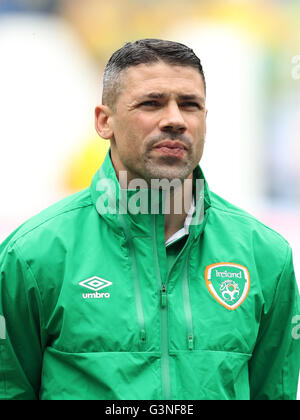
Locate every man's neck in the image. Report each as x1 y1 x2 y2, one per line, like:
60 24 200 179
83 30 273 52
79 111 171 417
164 174 193 242
114 164 194 242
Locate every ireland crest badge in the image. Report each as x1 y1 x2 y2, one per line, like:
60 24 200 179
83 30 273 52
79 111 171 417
205 263 250 310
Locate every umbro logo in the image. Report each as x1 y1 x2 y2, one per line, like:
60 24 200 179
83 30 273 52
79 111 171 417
79 276 112 300
79 276 112 291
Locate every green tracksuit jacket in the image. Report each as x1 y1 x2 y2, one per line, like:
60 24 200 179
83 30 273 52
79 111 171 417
0 152 299 400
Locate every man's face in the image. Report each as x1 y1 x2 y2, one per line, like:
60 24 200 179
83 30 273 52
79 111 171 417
96 62 207 184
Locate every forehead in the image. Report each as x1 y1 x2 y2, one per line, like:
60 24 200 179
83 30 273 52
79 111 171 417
119 62 205 101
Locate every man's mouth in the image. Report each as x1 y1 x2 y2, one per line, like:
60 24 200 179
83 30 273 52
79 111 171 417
153 140 188 158
154 140 188 150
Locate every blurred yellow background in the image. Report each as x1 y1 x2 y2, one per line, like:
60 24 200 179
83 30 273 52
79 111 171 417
0 1 299 281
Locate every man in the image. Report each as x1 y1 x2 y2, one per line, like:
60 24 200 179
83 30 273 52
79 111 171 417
0 39 299 400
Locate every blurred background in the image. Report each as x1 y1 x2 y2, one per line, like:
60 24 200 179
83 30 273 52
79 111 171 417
0 0 299 392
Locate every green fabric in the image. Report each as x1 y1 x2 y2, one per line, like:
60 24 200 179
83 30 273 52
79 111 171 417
0 151 299 400
166 236 188 274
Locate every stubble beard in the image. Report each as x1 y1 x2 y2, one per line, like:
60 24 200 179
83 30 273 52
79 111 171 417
141 132 203 184
141 152 195 183
113 132 204 185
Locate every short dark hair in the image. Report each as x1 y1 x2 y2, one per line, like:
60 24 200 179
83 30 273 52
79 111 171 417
102 38 206 110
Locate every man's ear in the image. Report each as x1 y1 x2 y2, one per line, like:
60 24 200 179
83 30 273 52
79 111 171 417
95 105 114 139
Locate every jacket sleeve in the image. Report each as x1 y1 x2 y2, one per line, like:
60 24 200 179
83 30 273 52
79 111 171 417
249 246 300 400
0 240 45 400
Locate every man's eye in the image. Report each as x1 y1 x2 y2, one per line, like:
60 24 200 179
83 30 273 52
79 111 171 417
181 102 201 109
140 101 160 107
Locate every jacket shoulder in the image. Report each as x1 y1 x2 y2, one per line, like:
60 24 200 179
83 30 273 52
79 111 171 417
209 190 291 250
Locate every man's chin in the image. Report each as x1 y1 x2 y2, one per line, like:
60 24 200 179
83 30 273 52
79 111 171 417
143 163 193 183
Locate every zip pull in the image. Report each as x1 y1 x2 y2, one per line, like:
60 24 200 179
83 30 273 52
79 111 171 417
161 284 167 308
188 335 194 351
140 329 146 343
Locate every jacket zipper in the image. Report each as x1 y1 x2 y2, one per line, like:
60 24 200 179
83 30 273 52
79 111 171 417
118 215 146 347
160 283 171 399
166 235 196 352
152 216 172 400
179 209 210 351
182 248 194 351
161 284 167 308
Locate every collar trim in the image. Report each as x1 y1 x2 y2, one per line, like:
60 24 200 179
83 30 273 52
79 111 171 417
165 197 196 247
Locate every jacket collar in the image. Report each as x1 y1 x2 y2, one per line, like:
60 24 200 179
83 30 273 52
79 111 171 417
90 150 211 237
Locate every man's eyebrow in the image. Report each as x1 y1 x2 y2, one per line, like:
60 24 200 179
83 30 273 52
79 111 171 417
136 92 205 103
136 92 166 101
178 94 205 104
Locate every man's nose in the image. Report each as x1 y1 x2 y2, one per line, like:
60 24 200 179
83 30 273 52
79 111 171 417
158 102 187 134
